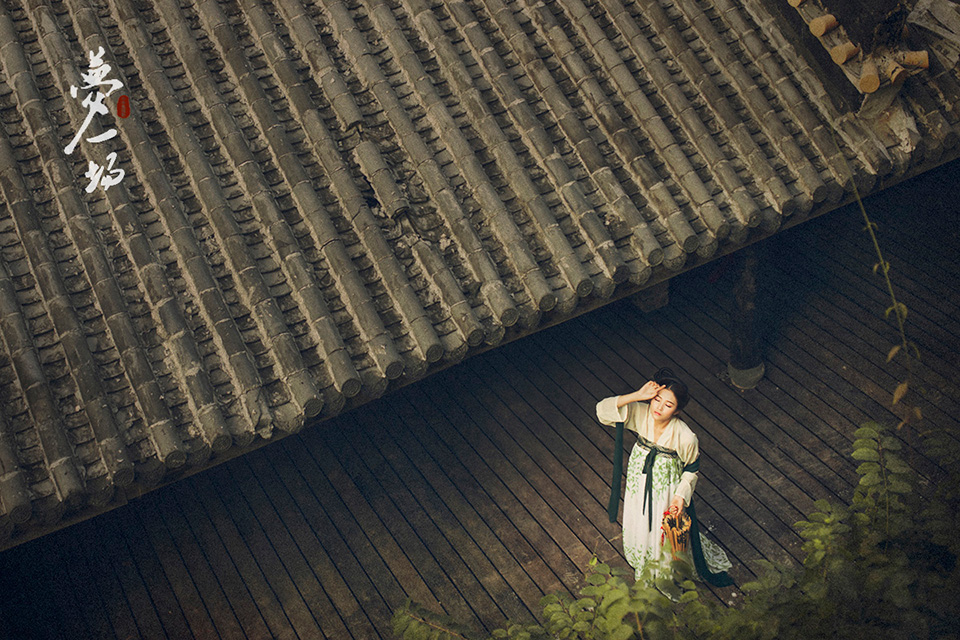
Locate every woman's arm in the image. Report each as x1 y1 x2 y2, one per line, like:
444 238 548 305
670 430 700 515
616 381 664 407
597 381 664 427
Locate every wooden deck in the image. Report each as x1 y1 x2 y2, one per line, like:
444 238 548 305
1 162 959 638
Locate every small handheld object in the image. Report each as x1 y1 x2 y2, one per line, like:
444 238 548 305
661 509 692 559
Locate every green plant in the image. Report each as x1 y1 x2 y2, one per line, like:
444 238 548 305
393 557 705 640
393 599 481 640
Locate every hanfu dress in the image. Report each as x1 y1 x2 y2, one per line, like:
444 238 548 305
596 396 732 585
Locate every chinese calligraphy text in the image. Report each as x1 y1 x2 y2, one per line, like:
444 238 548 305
64 46 127 193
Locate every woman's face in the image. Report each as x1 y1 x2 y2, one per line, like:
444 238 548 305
651 388 678 423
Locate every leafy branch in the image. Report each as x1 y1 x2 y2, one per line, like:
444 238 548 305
840 143 922 428
393 600 482 640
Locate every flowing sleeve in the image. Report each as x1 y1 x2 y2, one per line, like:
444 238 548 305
595 396 641 432
674 427 699 506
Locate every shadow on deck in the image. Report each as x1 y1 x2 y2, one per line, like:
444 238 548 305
1 162 958 638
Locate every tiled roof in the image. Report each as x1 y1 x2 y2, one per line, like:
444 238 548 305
0 0 957 548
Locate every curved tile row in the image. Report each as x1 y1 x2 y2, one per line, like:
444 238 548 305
0 0 956 545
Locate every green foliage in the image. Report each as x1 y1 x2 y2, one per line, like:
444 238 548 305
393 599 483 640
392 557 706 640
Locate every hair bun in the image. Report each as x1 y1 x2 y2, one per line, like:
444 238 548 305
654 367 676 384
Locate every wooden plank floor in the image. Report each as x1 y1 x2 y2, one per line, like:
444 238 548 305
1 162 959 638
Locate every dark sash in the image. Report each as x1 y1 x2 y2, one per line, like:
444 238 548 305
637 435 682 529
607 421 625 522
610 428 682 524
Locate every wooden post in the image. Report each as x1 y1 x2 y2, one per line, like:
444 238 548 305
728 245 765 389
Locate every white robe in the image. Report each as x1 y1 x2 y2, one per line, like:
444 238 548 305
596 396 732 582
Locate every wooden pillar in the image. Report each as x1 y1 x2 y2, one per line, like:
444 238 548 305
728 245 765 389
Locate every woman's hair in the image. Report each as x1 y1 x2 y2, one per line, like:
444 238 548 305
653 367 690 412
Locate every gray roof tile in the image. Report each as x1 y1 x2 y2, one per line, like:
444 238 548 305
0 0 957 548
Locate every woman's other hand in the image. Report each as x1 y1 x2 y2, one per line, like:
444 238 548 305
669 495 685 516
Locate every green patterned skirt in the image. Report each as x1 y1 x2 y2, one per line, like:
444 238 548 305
622 441 732 584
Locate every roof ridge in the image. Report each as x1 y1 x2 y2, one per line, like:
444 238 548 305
904 82 960 153
737 0 894 179
712 0 859 199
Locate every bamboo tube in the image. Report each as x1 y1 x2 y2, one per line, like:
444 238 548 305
898 50 929 68
831 42 860 64
860 59 881 93
809 14 839 37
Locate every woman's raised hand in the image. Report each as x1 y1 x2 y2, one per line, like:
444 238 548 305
635 380 665 402
616 379 665 408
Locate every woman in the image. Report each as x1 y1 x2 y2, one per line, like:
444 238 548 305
596 369 732 586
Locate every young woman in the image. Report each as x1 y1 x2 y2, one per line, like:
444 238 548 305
596 369 732 586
